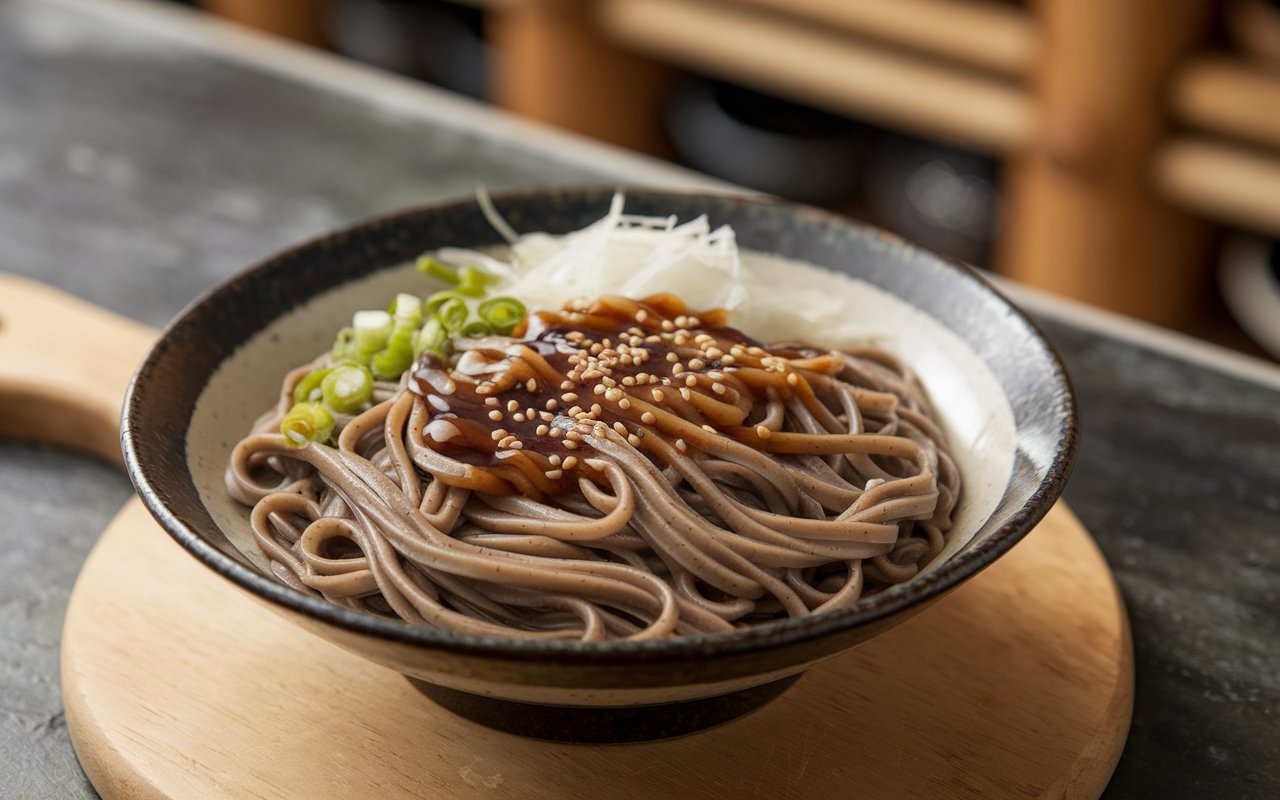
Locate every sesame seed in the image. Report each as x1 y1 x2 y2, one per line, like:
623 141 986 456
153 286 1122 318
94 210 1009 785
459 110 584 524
688 358 705 370
628 434 641 446
618 398 631 410
545 398 559 411
707 371 724 380
602 377 617 388
591 403 603 416
561 392 579 403
679 388 691 401
509 441 524 450
485 397 499 408
652 389 666 402
756 425 771 439
499 435 517 447
622 376 635 386
491 429 508 441
641 411 656 424
513 413 526 422
488 410 503 421
545 469 564 480
550 428 563 438
567 406 583 417
787 373 799 386
539 411 554 422
613 421 628 435
673 334 688 346
635 309 649 322
526 407 536 418
702 424 716 433
685 375 698 387
721 355 736 365
666 352 679 363
675 438 687 452
560 380 575 390
476 385 493 395
507 400 519 412
605 388 623 402
592 384 605 396
549 454 562 466
567 430 582 441
645 335 662 344
672 364 685 375
711 382 726 395
562 456 578 469
564 440 578 449
536 424 550 436
661 320 675 332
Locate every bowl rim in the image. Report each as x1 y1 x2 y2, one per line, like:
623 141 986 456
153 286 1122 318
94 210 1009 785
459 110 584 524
122 186 1080 665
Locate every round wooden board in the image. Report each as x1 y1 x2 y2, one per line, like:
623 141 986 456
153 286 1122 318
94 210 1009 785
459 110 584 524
62 499 1132 799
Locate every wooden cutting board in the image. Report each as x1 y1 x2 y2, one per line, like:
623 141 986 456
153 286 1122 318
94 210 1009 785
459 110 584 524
0 274 1133 799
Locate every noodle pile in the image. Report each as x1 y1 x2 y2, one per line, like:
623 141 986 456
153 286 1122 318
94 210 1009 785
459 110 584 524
226 294 959 641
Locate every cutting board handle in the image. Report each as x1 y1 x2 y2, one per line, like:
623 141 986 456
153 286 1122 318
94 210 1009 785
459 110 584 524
0 274 156 465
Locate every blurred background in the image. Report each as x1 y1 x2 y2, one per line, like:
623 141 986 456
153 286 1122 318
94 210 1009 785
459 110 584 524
181 0 1280 361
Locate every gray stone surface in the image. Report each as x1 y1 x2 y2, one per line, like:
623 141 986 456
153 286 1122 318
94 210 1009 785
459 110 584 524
0 1 1276 797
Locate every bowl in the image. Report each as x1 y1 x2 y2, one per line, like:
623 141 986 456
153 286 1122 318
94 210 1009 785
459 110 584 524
121 187 1078 743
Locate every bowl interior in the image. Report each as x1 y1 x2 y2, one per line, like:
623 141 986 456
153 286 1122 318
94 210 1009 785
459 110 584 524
123 187 1077 656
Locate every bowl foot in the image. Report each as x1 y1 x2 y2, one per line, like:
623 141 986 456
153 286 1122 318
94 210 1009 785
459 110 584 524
407 674 802 743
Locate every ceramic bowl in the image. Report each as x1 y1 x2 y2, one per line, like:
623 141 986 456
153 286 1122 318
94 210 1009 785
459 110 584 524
121 188 1078 743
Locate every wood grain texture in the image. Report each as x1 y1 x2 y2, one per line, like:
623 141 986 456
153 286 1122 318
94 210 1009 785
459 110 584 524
0 274 155 465
63 499 1132 799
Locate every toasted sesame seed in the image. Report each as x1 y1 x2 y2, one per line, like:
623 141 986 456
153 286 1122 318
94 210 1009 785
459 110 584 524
673 334 688 346
621 376 635 386
591 403 603 416
618 398 631 410
526 407 536 418
499 435 517 447
562 456 578 469
605 388 623 402
549 428 563 438
507 400 519 412
665 352 679 363
567 405 583 417
636 309 649 322
545 398 558 411
536 424 550 436
756 425 772 439
645 335 662 344
685 375 698 387
711 382 726 395
628 434 641 446
564 440 578 450
602 376 617 388
491 429 508 441
672 364 685 375
661 320 675 332
675 438 687 452
488 410 503 421
561 392 579 403
652 389 666 402
526 378 537 392
567 430 582 441
707 371 724 380
545 469 564 480
613 421 628 435
539 411 555 422
787 372 799 386
688 358 705 370
679 387 691 401
509 441 524 450
485 397 499 408
721 355 736 365
513 413 526 422
476 385 493 395
641 411 656 424
548 454 562 466
560 380 575 390
702 424 716 433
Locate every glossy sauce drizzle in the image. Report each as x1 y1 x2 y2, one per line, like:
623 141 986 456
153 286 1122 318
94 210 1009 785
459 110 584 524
408 294 841 498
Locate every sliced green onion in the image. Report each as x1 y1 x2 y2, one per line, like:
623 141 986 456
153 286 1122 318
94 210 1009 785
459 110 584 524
455 265 492 298
371 323 416 380
425 289 466 313
320 364 373 414
416 255 459 285
461 320 493 337
435 298 469 333
413 318 448 356
281 401 335 448
388 293 423 327
292 367 333 404
477 296 527 335
353 310 393 354
332 327 361 363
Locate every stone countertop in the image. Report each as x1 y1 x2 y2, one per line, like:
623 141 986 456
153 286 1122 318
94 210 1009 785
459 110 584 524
1 0 1276 797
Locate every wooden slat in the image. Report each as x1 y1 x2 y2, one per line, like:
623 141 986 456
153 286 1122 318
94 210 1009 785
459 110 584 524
726 0 1035 77
598 0 1033 154
1171 57 1280 151
1156 137 1280 238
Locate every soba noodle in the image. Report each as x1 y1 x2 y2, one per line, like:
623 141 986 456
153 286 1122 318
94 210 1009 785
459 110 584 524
225 293 959 641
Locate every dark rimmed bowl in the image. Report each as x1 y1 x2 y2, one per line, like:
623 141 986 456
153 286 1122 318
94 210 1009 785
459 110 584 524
121 187 1078 743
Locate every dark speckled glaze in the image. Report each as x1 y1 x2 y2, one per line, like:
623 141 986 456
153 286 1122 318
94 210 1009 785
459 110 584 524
121 188 1079 741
